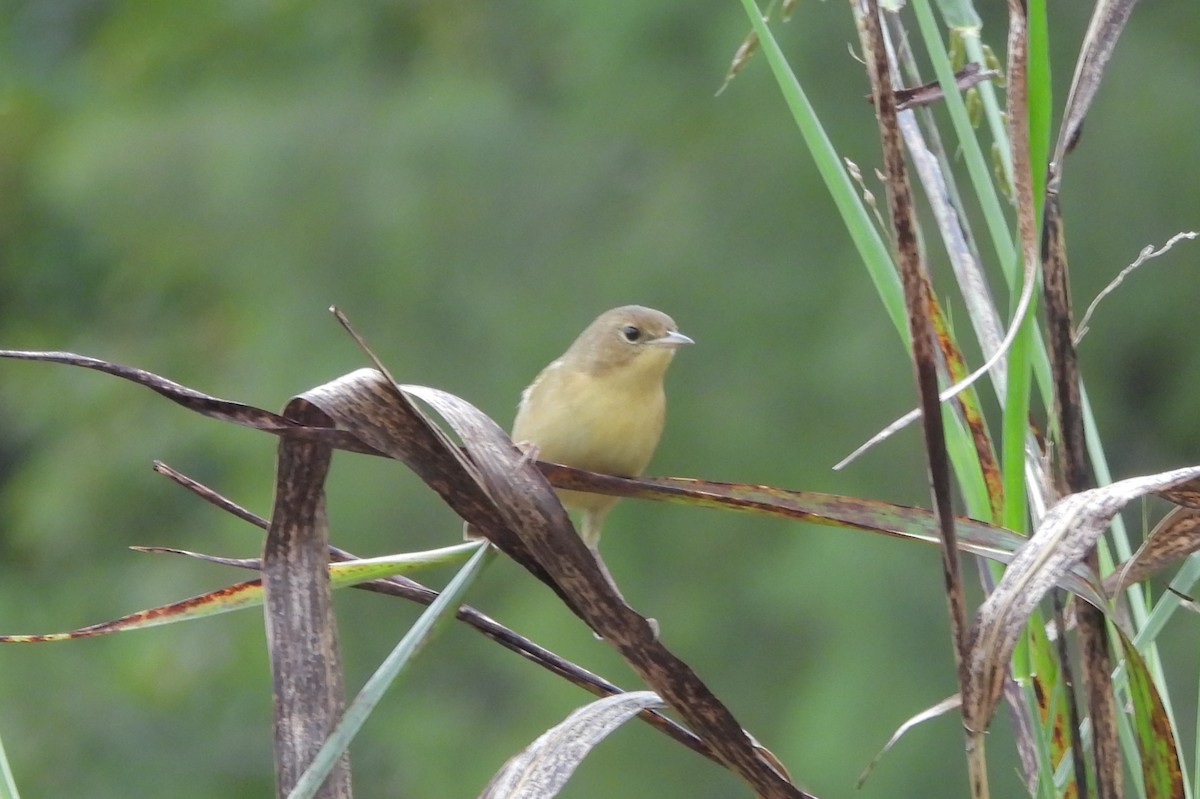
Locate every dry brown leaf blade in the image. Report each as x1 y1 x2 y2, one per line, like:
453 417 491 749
542 468 1108 610
300 369 565 592
1053 0 1141 165
965 465 1200 730
0 349 375 453
1156 476 1200 510
1106 508 1200 596
857 0 978 786
399 382 582 559
1036 0 1125 787
1039 11 1143 790
263 394 350 797
395 384 808 799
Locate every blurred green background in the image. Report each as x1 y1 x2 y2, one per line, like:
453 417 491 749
2 1 1198 797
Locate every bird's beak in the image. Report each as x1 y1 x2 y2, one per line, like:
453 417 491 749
648 330 695 348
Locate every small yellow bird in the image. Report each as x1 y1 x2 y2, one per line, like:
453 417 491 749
512 305 692 549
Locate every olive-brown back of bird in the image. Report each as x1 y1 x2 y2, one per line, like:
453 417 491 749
512 305 692 548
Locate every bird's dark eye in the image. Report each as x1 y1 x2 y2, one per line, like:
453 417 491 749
621 325 642 342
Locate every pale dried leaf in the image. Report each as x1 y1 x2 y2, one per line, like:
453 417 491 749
480 692 666 799
857 694 961 787
965 465 1200 729
1157 475 1200 510
1052 0 1141 168
1107 507 1200 595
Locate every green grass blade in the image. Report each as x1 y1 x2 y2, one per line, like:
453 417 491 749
737 0 906 337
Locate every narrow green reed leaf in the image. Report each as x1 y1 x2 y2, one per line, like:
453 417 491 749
1001 301 1035 534
737 0 906 339
1026 0 1052 213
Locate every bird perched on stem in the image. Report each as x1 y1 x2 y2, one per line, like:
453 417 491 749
510 305 692 549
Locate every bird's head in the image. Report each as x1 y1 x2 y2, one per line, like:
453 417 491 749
566 305 693 378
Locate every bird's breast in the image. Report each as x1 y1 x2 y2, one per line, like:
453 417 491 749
512 364 667 477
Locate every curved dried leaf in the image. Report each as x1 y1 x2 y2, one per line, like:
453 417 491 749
389 382 808 799
857 694 961 788
855 0 966 681
303 369 571 596
1052 0 1140 166
1106 508 1200 596
1156 476 1200 510
306 371 805 798
0 349 373 453
965 465 1200 729
480 692 666 799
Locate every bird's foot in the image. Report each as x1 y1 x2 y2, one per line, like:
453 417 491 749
513 440 541 468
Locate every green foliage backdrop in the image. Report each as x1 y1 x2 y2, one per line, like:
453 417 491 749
1 2 1198 797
